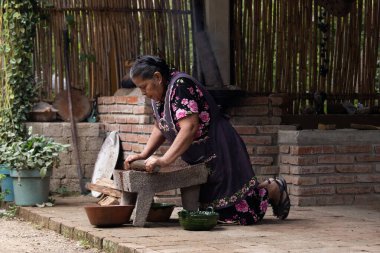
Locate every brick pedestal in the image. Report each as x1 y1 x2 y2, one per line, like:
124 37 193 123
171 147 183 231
279 129 380 206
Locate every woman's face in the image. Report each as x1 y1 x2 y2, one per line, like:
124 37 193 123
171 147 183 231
132 71 165 101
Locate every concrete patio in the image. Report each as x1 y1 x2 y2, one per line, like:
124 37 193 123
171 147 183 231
15 195 380 253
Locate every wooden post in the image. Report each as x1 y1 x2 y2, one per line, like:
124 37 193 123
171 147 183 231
63 26 87 194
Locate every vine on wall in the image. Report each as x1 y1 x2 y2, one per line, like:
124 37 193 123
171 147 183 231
0 0 39 138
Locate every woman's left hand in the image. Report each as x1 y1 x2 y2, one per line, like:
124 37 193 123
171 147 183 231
144 157 167 173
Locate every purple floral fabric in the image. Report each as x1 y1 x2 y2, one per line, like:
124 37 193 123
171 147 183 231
156 77 210 141
205 177 269 225
217 183 269 225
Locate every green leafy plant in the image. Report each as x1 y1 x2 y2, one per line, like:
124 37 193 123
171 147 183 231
2 127 69 178
0 174 9 202
0 204 18 219
0 130 20 165
0 0 39 138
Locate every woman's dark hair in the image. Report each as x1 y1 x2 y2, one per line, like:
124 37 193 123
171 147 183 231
130 55 170 81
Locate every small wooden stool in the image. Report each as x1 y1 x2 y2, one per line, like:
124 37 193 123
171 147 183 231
112 163 209 227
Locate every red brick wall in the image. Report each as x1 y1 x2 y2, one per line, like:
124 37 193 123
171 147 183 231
279 130 380 206
98 95 156 159
226 95 296 181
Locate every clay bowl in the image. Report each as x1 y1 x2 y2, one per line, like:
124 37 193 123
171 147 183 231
84 205 135 227
147 203 175 222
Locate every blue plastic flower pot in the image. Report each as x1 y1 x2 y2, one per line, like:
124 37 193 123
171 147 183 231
10 169 51 206
0 165 15 202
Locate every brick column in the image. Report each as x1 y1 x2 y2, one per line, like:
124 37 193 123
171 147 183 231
227 95 296 180
98 93 154 159
279 129 380 206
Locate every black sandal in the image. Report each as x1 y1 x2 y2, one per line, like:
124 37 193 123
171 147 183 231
269 177 291 220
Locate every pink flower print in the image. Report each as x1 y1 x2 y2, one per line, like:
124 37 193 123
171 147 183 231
260 200 269 212
241 187 248 194
235 199 249 213
175 109 187 119
250 210 259 222
259 188 267 197
249 179 256 186
218 199 227 207
187 87 195 94
247 189 254 197
181 98 189 105
171 104 177 111
188 100 198 113
230 195 237 203
199 111 210 123
196 87 203 96
194 129 202 139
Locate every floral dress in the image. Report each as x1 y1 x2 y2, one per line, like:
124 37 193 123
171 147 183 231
153 73 269 225
155 77 210 141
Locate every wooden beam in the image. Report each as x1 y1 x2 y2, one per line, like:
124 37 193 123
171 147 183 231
85 183 122 198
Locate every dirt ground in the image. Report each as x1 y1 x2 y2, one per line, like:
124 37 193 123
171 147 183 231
0 217 104 253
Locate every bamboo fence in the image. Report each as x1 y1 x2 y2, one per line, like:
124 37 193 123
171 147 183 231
233 0 380 113
34 0 193 100
34 0 380 115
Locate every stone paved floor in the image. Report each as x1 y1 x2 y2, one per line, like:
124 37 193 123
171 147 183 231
17 196 380 253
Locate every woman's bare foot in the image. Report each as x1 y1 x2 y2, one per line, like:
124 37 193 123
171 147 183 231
258 178 281 205
258 178 291 219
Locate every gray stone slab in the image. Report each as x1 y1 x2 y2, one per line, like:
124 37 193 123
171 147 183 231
113 163 209 227
278 129 380 145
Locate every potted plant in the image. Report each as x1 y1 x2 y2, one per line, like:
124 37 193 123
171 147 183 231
2 127 69 206
0 165 13 202
0 131 19 202
0 174 9 202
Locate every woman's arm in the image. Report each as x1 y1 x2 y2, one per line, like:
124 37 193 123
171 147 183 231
140 123 166 158
145 114 198 171
124 122 165 169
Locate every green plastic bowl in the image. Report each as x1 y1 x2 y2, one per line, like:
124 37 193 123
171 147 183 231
177 208 219 231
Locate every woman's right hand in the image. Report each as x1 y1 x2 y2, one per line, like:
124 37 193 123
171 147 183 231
123 154 144 170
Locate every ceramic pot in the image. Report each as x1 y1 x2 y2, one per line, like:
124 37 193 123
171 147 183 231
10 170 51 206
0 165 14 202
84 205 135 227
